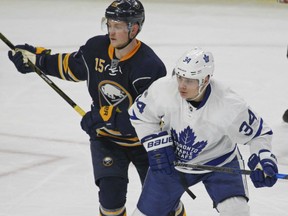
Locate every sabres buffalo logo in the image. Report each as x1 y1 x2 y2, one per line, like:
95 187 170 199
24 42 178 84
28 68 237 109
98 80 133 107
103 157 113 167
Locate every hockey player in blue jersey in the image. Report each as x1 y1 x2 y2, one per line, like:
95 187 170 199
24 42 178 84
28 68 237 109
129 47 279 216
7 1 172 215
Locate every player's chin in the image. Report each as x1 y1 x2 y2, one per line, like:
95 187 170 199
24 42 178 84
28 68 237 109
110 40 125 49
110 39 118 47
179 92 189 99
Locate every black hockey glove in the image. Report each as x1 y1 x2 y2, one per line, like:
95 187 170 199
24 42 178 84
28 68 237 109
80 105 116 140
141 131 176 175
8 44 51 74
248 149 278 188
283 109 288 123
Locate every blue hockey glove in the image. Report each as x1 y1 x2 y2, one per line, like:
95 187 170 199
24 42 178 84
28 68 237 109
248 149 278 188
80 105 116 140
8 44 51 74
141 131 176 175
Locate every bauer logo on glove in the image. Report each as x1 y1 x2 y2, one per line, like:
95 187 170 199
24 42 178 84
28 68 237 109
142 131 174 151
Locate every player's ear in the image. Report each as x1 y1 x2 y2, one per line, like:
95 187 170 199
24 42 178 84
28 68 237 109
130 24 139 38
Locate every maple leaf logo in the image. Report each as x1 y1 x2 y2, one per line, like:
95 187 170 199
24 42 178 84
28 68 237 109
171 126 207 162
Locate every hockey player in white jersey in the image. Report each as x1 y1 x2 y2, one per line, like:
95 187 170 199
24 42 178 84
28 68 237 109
128 47 278 216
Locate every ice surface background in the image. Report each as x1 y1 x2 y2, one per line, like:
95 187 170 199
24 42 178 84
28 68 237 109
0 0 288 215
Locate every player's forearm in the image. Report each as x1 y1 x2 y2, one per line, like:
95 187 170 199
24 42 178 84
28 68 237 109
39 52 87 81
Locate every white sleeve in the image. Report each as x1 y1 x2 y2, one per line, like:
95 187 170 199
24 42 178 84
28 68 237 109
228 106 273 155
129 85 164 140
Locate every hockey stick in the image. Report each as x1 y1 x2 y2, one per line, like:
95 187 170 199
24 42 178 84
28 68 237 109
174 162 288 180
0 32 86 117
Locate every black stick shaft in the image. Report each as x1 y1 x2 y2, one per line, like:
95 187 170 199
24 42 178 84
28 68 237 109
175 162 288 180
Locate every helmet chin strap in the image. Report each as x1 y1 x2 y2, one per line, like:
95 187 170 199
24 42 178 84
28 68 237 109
186 79 209 102
115 23 137 50
116 37 133 50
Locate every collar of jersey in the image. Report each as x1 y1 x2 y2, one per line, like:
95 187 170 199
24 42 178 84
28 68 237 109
108 40 141 61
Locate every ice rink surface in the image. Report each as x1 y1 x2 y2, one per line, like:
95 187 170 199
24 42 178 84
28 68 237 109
1 0 288 215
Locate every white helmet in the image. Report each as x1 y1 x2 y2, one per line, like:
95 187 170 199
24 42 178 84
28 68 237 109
174 47 214 84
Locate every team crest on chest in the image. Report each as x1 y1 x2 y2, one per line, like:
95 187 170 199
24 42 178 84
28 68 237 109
98 80 133 107
171 126 208 162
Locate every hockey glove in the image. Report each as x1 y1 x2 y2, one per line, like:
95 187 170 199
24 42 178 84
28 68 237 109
80 105 116 140
248 149 278 188
283 109 288 123
8 44 51 74
141 131 176 175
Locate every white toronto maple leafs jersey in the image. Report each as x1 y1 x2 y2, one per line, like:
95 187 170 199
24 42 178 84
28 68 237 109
129 76 273 173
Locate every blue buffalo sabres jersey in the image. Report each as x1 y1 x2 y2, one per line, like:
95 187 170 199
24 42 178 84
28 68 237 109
37 35 166 146
129 76 273 173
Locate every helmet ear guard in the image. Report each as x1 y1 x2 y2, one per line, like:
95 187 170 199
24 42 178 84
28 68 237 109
174 47 214 83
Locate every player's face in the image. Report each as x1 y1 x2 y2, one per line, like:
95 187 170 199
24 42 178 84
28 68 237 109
107 19 130 48
176 75 200 100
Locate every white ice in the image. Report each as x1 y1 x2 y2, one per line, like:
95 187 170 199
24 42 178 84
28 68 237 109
0 0 288 215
